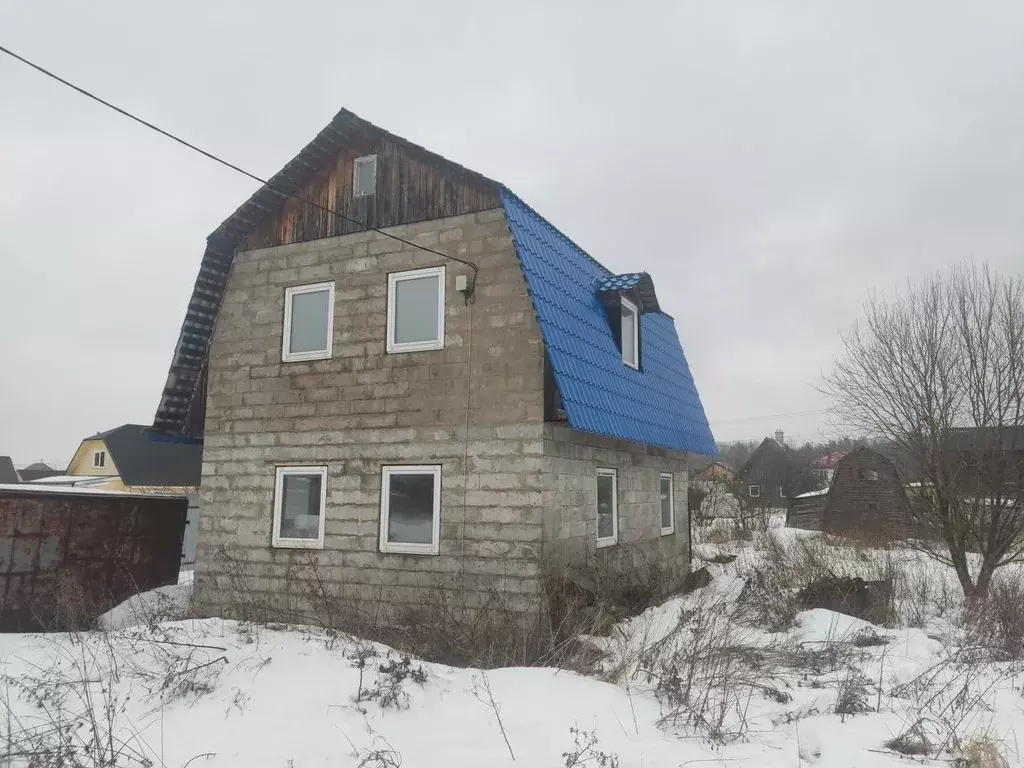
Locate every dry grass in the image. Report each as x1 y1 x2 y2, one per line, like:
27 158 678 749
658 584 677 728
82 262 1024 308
212 547 673 672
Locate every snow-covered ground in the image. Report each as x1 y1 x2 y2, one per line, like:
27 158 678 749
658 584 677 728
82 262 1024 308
2 528 1023 767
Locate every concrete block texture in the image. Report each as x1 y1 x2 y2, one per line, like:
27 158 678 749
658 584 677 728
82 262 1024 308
196 207 693 622
198 209 549 619
541 423 692 591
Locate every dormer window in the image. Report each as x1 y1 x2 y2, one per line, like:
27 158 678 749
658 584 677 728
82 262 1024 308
621 297 639 369
353 154 377 197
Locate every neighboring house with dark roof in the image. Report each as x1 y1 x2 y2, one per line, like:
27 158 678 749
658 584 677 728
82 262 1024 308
155 108 716 620
0 457 18 485
16 462 62 483
736 436 796 509
65 424 203 492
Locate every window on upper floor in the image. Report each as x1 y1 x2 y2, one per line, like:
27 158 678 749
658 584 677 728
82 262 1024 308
387 266 446 353
353 154 377 197
597 468 618 547
272 466 327 549
621 297 639 369
92 451 105 468
282 282 334 362
858 469 880 481
379 465 441 555
748 484 761 498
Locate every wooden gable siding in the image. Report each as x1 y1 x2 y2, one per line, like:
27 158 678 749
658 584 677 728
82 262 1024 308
241 133 500 251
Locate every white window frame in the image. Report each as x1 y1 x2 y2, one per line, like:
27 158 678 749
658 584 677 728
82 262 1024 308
621 296 639 369
748 484 761 498
92 451 105 468
282 281 335 362
660 473 675 535
272 466 327 550
379 465 442 555
596 468 619 548
353 154 378 197
386 266 446 353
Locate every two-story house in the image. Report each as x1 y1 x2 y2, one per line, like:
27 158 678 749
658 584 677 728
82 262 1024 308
155 109 716 620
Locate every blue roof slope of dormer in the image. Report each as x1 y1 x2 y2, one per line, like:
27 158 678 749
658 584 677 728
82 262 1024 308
499 188 717 456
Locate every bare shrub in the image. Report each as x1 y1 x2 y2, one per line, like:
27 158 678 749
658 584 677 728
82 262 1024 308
834 668 872 719
356 654 427 711
561 727 620 768
0 641 152 767
965 575 1024 660
884 724 931 756
735 567 798 633
959 736 1010 768
889 650 1022 758
632 588 771 743
119 627 227 704
851 627 889 647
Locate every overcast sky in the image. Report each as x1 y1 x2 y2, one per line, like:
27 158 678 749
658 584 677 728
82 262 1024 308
3 1 1024 466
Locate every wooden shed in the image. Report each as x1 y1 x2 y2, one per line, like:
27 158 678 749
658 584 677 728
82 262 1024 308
787 489 829 531
821 447 910 539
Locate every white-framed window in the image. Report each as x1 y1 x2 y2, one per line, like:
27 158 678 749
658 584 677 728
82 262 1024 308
748 484 761 498
282 282 334 362
596 468 618 547
386 266 446 353
272 466 327 549
621 297 639 369
379 465 442 555
353 154 377 197
858 469 880 481
92 451 106 468
659 473 675 535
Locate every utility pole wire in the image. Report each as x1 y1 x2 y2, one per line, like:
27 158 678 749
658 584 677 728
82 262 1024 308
0 43 479 277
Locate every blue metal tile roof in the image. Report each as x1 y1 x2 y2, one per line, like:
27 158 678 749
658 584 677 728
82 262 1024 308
500 188 717 456
595 273 644 292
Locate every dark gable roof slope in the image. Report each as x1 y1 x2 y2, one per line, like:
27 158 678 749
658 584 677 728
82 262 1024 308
17 463 62 482
0 457 18 484
88 425 202 487
154 109 716 455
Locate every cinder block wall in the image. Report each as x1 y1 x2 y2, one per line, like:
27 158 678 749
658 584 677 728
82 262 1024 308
542 424 691 589
195 209 548 621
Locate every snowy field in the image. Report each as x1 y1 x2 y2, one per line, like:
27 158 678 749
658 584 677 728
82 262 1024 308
1 528 1023 767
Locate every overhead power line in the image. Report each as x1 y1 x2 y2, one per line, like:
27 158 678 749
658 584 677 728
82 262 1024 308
709 408 830 425
0 43 479 277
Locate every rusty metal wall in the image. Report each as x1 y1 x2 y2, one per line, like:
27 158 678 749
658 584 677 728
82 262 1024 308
0 489 187 631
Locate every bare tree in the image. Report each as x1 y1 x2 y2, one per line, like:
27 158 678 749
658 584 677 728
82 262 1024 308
823 265 1024 601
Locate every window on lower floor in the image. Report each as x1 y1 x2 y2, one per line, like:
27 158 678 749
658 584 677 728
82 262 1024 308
748 484 761 498
92 451 105 468
380 465 441 555
597 468 618 547
660 473 675 535
272 466 327 549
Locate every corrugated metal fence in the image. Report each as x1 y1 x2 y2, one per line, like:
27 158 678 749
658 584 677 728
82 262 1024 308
0 487 187 631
